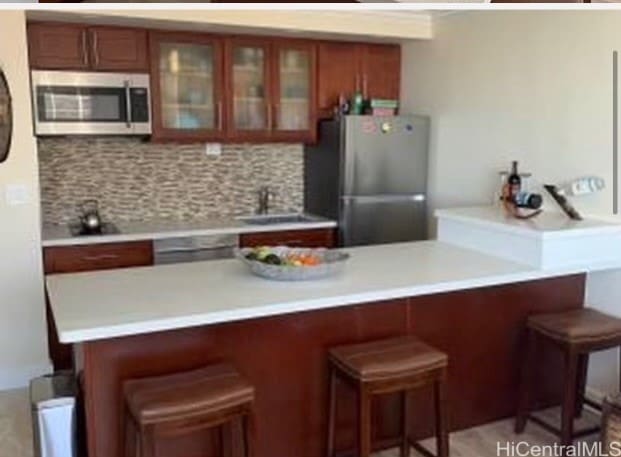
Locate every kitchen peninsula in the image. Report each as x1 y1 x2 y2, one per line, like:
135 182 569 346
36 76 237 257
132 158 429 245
45 207 621 457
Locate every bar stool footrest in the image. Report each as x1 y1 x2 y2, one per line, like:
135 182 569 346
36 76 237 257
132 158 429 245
410 439 442 457
528 414 600 439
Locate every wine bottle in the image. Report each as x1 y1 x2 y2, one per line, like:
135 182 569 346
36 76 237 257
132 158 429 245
508 161 521 199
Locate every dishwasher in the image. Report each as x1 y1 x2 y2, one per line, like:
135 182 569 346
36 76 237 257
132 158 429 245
153 234 238 264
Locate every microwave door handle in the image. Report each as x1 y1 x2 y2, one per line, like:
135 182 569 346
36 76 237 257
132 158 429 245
124 80 132 129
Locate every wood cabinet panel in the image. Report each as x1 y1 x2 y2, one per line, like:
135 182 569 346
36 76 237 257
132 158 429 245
360 44 401 101
239 228 336 248
28 23 148 72
28 22 90 70
317 42 359 118
88 27 148 72
44 240 154 274
317 42 401 118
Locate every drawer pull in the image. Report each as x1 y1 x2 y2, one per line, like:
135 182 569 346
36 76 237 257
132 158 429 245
82 254 120 261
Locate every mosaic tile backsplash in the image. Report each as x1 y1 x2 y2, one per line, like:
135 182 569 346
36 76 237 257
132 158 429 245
38 138 304 225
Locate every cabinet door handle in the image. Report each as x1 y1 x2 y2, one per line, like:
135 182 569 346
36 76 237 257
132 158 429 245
82 254 120 262
124 80 132 129
267 103 273 130
91 30 99 67
217 101 223 131
273 103 279 130
362 74 368 98
81 30 89 66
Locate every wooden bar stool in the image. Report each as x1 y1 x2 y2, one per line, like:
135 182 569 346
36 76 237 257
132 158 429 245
515 308 621 446
327 335 449 457
123 363 255 457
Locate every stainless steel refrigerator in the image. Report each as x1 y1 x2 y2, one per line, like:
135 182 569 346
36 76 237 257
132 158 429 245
304 115 429 247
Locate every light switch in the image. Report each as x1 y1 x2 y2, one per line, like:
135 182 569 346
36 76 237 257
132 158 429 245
5 183 31 206
205 143 222 157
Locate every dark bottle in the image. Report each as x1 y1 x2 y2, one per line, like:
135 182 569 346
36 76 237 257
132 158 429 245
508 161 521 199
514 192 543 210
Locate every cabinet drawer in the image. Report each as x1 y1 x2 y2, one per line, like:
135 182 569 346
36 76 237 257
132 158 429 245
43 241 154 274
239 228 336 249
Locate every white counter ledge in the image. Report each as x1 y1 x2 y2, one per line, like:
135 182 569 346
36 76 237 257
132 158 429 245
41 215 337 247
436 206 621 270
47 240 589 344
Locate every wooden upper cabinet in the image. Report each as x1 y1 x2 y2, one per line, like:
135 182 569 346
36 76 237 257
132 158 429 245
225 37 316 143
317 42 359 117
271 40 317 143
28 22 90 70
88 27 148 72
150 32 225 141
226 37 272 142
317 42 401 118
27 22 148 72
359 44 400 101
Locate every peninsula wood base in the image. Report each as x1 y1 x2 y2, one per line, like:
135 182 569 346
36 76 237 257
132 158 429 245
81 274 586 457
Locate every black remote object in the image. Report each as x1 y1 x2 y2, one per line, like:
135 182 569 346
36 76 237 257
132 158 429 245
544 185 583 220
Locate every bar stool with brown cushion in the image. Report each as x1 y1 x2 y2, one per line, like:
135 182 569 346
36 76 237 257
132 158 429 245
515 308 621 446
327 335 449 457
124 363 255 457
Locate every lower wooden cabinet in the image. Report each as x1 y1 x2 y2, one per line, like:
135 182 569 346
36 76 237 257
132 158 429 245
239 228 336 248
44 240 154 274
43 240 154 370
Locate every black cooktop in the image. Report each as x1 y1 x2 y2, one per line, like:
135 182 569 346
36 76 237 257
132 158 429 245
68 222 121 237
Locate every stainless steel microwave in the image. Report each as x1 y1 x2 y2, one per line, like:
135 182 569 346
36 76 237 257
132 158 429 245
31 70 151 136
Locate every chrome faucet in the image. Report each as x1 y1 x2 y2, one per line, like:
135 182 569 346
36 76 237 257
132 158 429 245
257 186 275 215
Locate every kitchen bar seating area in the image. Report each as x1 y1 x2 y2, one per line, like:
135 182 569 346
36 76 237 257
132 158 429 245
7 8 621 457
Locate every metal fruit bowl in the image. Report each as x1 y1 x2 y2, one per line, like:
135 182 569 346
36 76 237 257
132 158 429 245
236 246 350 281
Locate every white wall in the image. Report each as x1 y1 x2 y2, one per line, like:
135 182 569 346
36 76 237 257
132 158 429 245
0 11 50 390
402 10 621 398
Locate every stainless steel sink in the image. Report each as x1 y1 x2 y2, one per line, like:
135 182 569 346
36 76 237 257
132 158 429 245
238 214 317 225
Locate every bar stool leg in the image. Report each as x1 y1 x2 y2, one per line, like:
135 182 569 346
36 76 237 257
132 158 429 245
243 412 256 457
358 385 372 457
435 377 450 457
515 328 537 433
139 425 156 457
327 365 337 457
220 422 232 457
124 411 135 457
400 391 410 457
561 349 579 446
575 354 589 418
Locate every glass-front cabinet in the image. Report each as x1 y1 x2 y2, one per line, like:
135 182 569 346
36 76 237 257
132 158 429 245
150 33 316 142
227 38 316 142
227 39 271 141
272 42 316 141
150 33 224 141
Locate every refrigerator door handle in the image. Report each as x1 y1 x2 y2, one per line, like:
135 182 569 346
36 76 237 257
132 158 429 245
341 194 426 203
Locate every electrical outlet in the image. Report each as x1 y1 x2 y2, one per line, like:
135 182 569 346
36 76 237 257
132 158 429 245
205 143 222 157
5 183 31 206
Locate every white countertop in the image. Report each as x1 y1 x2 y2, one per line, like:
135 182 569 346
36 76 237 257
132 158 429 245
46 240 594 344
435 206 621 239
41 215 337 247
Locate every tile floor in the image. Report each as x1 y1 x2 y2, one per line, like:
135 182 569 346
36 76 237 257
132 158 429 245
0 389 34 457
0 387 600 457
